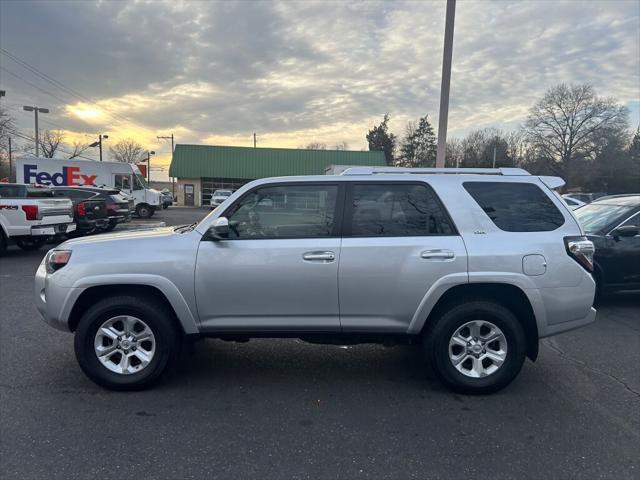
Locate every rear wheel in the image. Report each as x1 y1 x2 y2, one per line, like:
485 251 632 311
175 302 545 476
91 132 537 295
15 236 48 251
425 300 526 394
74 295 182 390
0 230 7 256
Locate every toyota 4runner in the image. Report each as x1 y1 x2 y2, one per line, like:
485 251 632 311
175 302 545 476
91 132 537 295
35 167 597 393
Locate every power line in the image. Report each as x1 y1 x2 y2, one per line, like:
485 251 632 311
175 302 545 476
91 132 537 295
0 66 70 104
0 48 148 129
6 127 98 161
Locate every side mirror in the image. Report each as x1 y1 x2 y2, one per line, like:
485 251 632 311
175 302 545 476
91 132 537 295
206 217 230 241
612 225 639 238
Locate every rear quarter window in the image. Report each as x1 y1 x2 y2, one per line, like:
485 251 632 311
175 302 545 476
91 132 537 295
463 182 565 232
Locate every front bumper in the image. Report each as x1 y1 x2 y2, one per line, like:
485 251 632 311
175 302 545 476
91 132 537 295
34 261 83 332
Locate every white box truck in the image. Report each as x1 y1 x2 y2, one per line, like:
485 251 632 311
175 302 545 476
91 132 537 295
15 157 162 218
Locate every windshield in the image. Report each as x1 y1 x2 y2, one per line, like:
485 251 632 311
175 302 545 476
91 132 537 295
574 203 634 234
135 174 149 190
215 190 232 197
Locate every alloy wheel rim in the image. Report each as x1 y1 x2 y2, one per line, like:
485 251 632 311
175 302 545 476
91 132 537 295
448 320 508 378
94 315 156 375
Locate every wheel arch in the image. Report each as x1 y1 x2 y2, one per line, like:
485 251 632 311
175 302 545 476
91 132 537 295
67 283 198 335
418 283 539 361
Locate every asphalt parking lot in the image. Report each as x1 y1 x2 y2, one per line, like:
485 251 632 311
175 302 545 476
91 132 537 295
1 207 639 479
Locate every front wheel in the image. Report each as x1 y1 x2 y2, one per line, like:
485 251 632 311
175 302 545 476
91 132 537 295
135 204 152 218
15 236 48 251
424 300 526 394
74 295 182 390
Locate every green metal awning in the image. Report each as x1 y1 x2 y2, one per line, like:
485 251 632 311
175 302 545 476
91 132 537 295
169 144 386 179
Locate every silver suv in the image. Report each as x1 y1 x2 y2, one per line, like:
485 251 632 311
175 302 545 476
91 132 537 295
35 167 596 393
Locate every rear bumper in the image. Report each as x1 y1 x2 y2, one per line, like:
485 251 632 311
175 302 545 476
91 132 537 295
539 307 596 337
31 223 76 236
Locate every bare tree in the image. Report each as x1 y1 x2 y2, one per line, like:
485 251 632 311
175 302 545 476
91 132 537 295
67 141 91 159
39 130 65 158
305 142 327 150
445 138 463 167
333 141 349 150
523 83 628 178
0 107 15 154
109 138 145 163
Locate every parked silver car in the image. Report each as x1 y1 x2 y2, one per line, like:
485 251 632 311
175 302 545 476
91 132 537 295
35 167 596 393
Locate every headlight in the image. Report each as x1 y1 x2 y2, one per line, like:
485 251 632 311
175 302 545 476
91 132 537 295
46 250 72 274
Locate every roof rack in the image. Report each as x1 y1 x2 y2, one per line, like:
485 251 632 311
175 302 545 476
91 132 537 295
339 167 530 176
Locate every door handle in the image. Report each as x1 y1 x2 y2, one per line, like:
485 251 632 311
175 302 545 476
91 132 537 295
303 251 336 262
421 249 455 260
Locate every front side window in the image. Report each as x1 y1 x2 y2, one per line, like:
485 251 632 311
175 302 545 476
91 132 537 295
226 184 338 239
463 182 565 232
347 183 455 236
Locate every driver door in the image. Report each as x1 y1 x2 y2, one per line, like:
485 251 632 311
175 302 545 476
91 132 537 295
195 182 344 332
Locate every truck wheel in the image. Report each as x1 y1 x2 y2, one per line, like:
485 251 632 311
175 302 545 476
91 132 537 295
135 204 152 219
15 237 48 251
74 295 182 390
0 231 7 256
424 300 526 394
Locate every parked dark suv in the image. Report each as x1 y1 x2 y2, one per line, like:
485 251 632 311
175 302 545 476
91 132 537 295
52 187 133 231
575 194 640 293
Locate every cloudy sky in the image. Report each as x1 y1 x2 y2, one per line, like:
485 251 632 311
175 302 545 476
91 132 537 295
1 0 639 180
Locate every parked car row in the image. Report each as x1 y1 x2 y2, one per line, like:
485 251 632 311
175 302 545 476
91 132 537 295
0 183 135 255
573 194 640 294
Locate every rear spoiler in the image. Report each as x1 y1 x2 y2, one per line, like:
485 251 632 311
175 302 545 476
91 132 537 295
538 176 565 190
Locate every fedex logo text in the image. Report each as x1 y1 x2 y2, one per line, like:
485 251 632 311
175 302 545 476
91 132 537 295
23 164 97 186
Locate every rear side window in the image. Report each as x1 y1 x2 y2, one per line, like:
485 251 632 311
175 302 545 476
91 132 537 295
463 182 565 232
347 183 456 236
0 185 26 198
26 187 53 198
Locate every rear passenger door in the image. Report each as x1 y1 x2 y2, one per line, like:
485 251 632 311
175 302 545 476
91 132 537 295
338 182 467 333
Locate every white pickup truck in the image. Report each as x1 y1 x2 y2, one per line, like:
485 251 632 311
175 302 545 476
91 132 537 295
0 183 75 255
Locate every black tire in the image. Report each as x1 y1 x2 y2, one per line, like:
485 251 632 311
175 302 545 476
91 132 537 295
74 295 182 390
15 236 48 251
0 230 7 256
135 204 152 218
102 222 117 232
424 299 527 394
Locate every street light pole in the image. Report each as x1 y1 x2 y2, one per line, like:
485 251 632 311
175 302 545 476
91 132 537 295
23 105 49 157
435 0 456 168
147 151 155 183
89 134 109 161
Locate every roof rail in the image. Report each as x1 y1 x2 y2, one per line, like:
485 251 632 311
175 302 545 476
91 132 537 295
339 167 530 176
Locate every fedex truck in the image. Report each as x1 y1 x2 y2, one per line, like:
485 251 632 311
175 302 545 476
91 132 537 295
16 157 162 218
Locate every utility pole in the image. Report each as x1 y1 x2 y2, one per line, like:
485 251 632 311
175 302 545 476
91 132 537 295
253 132 257 148
435 0 456 168
157 134 174 196
23 105 49 157
492 146 497 168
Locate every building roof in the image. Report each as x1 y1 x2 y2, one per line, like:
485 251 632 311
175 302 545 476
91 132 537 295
168 144 387 179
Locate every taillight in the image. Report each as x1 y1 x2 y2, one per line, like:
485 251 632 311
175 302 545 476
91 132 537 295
564 236 595 273
75 202 86 217
21 205 39 220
